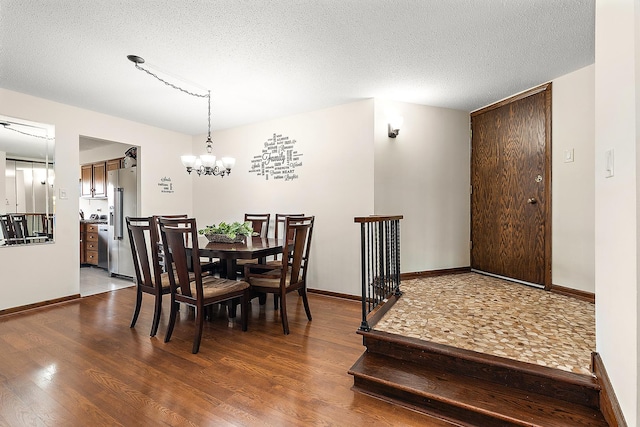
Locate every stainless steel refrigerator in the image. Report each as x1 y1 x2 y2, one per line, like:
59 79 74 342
108 167 137 278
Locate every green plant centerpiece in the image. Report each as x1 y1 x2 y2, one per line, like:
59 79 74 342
198 221 255 243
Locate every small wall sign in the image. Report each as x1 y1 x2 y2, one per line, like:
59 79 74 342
158 176 174 193
249 132 303 181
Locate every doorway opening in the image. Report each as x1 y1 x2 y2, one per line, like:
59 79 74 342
79 136 139 296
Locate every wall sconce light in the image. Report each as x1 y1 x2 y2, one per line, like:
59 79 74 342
388 116 404 138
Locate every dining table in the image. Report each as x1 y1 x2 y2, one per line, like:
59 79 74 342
197 236 284 280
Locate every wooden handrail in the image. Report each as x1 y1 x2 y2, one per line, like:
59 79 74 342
354 215 403 223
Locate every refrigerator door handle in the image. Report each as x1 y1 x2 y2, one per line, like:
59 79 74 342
114 187 124 240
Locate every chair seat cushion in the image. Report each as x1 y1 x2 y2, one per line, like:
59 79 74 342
248 269 298 289
159 271 199 289
177 276 249 298
236 259 257 266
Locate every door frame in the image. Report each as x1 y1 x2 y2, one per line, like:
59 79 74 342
470 83 552 289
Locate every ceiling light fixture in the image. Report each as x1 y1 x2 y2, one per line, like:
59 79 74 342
126 55 235 177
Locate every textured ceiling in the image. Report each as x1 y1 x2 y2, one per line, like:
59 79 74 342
0 1 594 136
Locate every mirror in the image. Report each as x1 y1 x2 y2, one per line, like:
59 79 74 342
0 114 54 246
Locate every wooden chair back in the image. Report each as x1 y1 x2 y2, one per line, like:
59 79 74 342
42 214 51 237
158 217 203 299
0 214 16 243
281 216 315 286
10 213 29 241
126 216 164 292
274 213 304 242
152 214 188 272
244 213 270 238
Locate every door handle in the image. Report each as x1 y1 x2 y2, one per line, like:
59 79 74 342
527 198 537 204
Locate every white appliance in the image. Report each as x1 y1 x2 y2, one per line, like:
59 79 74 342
108 167 137 278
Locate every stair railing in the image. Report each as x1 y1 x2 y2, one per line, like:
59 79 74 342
354 215 403 331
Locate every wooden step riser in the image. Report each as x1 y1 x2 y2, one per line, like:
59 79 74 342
353 375 528 427
364 335 600 409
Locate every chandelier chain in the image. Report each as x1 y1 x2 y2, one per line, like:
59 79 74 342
134 63 208 99
2 126 53 140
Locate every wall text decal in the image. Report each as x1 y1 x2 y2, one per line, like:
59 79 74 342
249 133 303 181
158 176 174 193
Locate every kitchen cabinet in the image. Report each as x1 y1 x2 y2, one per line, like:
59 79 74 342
80 222 101 266
106 157 123 171
80 162 106 198
79 223 85 264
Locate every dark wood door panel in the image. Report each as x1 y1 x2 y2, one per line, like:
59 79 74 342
471 85 551 286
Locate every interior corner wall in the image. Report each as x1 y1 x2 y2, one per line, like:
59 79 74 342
192 99 375 296
552 64 596 293
0 88 193 311
594 0 638 424
373 99 470 273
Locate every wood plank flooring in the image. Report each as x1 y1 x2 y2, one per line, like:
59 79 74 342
0 288 455 426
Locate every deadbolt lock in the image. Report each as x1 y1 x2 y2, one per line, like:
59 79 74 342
535 175 543 183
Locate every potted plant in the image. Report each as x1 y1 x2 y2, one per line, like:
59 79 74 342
198 221 255 243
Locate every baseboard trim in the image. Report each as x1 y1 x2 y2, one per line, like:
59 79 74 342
0 294 81 318
307 288 400 329
551 284 595 303
307 288 360 301
401 267 471 280
592 352 627 427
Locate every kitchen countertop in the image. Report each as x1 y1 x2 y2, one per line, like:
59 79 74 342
80 219 108 224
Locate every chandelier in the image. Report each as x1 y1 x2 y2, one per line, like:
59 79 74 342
127 55 235 177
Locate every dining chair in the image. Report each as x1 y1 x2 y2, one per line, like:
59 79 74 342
0 214 16 244
235 213 271 275
244 213 271 238
126 216 175 337
262 213 304 309
267 213 304 265
152 214 218 274
152 215 187 272
9 214 29 243
41 213 53 238
244 215 314 335
159 217 250 354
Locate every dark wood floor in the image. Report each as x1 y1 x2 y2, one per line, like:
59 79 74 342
0 288 455 426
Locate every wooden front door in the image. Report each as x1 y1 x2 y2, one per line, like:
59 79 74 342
470 84 551 288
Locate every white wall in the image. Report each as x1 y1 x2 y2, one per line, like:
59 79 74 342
79 138 135 165
193 99 375 296
552 65 596 293
0 88 193 311
373 100 470 273
594 0 638 424
0 151 5 215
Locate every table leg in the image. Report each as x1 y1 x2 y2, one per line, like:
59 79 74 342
224 259 237 280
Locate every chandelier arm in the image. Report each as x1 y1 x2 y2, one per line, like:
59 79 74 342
133 63 208 99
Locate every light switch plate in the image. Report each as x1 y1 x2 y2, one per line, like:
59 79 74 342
59 188 68 199
564 148 574 163
605 149 614 178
